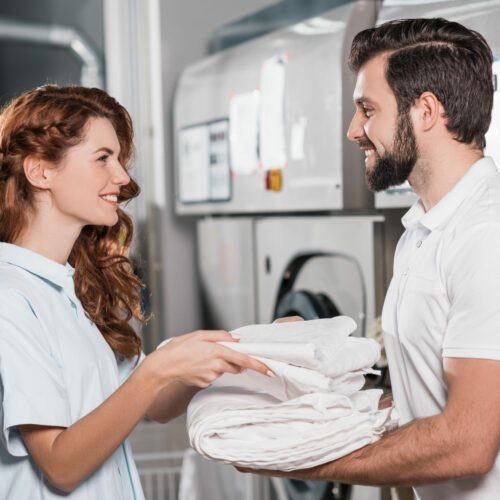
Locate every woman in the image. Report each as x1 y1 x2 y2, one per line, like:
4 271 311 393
0 85 272 499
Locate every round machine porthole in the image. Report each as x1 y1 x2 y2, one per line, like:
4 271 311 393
275 289 341 320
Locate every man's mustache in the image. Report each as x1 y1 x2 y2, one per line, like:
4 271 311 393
357 139 376 149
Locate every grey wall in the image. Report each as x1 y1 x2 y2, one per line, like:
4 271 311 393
157 0 279 338
0 0 104 105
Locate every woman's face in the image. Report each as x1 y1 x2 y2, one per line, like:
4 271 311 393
46 117 130 229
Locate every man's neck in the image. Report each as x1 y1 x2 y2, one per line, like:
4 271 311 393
409 144 484 212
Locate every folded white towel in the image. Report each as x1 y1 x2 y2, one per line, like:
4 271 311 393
214 317 380 401
187 387 398 471
225 316 358 376
213 358 377 400
186 317 399 471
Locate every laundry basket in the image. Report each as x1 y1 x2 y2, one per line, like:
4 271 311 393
134 450 185 500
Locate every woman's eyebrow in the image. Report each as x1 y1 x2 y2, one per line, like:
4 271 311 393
92 147 114 155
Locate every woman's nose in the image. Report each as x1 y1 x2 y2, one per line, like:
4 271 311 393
113 163 130 186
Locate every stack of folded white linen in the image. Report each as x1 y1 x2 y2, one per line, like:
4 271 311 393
186 316 399 471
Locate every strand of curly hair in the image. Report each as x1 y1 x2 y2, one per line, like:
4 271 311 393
0 85 147 359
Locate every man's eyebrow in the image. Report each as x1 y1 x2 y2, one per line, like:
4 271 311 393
355 97 375 106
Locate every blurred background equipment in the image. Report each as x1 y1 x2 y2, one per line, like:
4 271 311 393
174 1 389 499
3 0 500 499
173 0 500 499
0 0 103 105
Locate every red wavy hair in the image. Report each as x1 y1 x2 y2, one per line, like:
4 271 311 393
0 85 146 359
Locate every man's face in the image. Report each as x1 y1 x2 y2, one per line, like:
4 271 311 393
348 54 418 191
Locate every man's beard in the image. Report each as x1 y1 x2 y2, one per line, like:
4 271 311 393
364 111 418 192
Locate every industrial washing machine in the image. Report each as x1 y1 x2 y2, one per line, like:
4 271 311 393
173 0 500 499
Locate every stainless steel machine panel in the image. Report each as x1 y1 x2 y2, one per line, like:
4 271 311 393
174 0 377 215
197 217 256 331
375 0 500 208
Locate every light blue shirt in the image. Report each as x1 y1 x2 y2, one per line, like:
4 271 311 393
0 243 145 499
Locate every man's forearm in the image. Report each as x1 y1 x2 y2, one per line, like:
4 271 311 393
281 414 487 487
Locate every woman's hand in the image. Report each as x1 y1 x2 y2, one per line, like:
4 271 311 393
145 330 274 389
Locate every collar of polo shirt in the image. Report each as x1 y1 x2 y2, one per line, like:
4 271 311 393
402 157 497 232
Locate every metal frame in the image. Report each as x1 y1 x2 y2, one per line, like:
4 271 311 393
134 450 185 500
103 0 166 351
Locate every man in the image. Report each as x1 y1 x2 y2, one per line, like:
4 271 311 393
246 18 500 499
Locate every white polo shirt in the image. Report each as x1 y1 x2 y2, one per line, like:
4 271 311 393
382 157 500 499
0 243 145 499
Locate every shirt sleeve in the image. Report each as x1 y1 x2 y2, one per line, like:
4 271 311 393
0 289 71 457
115 350 146 386
442 224 500 359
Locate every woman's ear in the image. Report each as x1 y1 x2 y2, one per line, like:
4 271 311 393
23 156 52 189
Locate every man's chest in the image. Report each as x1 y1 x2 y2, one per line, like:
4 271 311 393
383 228 450 351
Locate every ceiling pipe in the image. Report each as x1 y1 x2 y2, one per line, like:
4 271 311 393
0 17 103 88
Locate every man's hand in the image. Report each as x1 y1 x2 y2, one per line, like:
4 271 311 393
236 465 318 479
273 316 304 323
378 394 393 410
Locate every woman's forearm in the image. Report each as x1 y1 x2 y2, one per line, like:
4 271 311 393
20 360 164 492
146 381 201 423
19 330 272 492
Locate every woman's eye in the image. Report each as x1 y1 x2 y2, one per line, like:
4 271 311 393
97 155 109 162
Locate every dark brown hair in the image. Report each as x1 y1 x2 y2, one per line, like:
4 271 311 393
349 18 494 149
0 85 146 359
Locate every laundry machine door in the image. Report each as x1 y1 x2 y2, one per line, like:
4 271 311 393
274 252 365 332
255 215 384 337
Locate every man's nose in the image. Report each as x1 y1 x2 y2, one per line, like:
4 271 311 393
347 112 365 142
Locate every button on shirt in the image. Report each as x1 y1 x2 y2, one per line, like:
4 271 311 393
382 157 500 499
0 243 145 499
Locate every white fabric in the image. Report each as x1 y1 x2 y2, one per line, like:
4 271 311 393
382 157 500 499
215 360 375 401
188 317 398 470
215 319 381 400
227 316 358 375
0 243 145 500
188 388 397 471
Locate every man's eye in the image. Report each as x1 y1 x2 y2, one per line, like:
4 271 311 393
362 107 373 118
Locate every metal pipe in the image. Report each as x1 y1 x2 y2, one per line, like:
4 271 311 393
0 17 103 88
